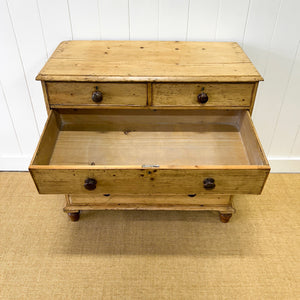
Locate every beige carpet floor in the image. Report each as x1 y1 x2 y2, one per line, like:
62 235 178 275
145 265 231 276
0 172 299 299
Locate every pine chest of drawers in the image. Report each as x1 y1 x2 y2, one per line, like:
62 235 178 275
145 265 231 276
29 41 270 223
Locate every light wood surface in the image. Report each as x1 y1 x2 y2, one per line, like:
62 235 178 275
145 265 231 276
51 110 249 166
41 81 50 115
49 128 249 166
249 81 259 115
29 167 269 195
51 105 251 110
152 83 254 107
30 111 59 165
69 194 231 205
239 111 269 166
31 109 268 167
57 109 242 131
29 109 269 195
147 82 152 106
46 82 147 106
36 41 263 82
65 194 234 213
64 204 234 213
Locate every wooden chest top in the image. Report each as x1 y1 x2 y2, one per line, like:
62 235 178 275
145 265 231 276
36 41 263 82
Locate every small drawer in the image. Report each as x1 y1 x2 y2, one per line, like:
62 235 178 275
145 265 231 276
46 82 147 107
152 83 254 107
30 109 270 195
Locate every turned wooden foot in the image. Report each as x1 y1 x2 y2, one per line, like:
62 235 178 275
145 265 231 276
219 213 232 223
68 211 80 222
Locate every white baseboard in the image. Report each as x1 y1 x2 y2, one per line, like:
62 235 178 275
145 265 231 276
0 156 299 173
0 155 31 171
268 157 300 173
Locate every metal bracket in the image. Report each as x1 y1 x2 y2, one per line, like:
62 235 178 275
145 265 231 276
141 164 160 168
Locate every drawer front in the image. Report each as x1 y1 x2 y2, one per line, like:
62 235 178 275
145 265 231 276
152 83 254 107
30 168 269 195
46 82 147 106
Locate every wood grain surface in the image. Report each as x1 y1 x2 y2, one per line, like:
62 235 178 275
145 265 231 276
29 108 269 195
30 167 269 195
152 83 254 107
66 194 234 213
46 82 147 106
36 41 263 82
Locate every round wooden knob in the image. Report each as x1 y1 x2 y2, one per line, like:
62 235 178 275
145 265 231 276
203 178 215 190
197 92 208 104
92 91 103 103
84 178 97 190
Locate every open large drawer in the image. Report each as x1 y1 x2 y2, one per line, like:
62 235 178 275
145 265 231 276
29 109 270 195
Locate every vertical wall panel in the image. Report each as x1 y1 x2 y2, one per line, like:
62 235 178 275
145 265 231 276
187 0 220 41
99 0 129 40
291 129 300 156
68 0 101 40
243 0 281 76
7 0 48 134
159 0 190 41
38 0 73 56
251 0 300 154
0 0 39 155
269 43 300 156
242 0 281 153
129 0 159 40
215 0 250 45
0 82 20 155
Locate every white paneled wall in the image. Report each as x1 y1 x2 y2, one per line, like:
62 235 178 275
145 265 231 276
0 0 299 172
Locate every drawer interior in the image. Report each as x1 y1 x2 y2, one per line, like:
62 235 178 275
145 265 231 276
31 109 268 168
